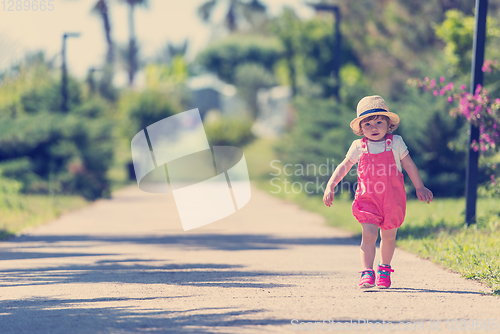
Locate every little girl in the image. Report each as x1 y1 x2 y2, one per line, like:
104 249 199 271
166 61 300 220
323 95 433 289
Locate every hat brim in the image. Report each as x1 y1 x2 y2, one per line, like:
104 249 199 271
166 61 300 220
350 112 400 134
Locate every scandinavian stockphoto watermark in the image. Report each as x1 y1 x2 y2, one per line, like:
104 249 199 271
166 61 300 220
131 108 251 231
291 319 499 331
269 159 401 196
269 159 401 195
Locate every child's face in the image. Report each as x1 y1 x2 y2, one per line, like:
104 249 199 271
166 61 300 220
360 116 389 141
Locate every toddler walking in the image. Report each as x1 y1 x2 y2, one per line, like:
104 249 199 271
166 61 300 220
323 95 433 289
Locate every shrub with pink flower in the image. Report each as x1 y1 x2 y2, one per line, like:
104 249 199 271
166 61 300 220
408 59 500 153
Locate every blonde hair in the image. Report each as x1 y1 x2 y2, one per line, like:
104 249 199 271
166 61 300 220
352 115 397 136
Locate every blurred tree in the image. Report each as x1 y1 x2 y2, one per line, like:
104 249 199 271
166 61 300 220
91 0 114 65
234 62 276 119
275 96 357 195
435 9 500 77
0 54 114 200
269 7 301 97
195 35 284 84
118 0 149 87
198 0 267 33
90 0 118 101
155 39 189 64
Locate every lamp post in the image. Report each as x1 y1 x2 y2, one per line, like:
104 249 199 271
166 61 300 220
465 0 488 225
87 67 102 95
307 1 341 101
61 32 81 112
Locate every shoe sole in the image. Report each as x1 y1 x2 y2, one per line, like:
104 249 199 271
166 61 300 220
377 285 390 289
359 283 375 289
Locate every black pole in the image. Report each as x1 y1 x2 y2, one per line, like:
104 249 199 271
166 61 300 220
332 6 341 102
61 34 68 112
465 0 488 226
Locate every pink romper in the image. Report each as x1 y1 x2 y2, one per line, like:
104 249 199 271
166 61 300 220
352 134 406 230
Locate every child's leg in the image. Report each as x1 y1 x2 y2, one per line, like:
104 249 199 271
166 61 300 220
379 228 398 265
360 223 379 269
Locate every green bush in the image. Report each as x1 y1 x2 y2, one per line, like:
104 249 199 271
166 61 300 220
203 116 255 147
0 111 114 200
275 97 357 194
119 89 182 140
195 35 284 84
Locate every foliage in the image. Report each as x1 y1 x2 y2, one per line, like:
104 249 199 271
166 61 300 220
234 62 276 119
275 97 357 191
269 7 360 99
435 10 500 76
197 0 268 33
0 55 115 200
0 111 115 200
195 35 284 84
335 0 489 98
408 60 500 153
203 114 254 147
118 88 182 140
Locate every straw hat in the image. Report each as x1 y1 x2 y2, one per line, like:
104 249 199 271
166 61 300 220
349 95 400 135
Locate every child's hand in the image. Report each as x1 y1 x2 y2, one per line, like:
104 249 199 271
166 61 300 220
416 187 433 204
323 189 335 207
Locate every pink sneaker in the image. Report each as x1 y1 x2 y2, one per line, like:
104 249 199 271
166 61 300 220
376 264 394 289
358 269 375 289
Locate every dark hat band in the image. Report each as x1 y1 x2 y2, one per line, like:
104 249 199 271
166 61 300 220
359 108 388 117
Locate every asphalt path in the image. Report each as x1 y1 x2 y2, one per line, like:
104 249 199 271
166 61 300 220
1 185 499 333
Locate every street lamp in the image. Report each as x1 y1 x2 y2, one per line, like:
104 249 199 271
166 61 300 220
87 67 102 95
61 32 81 112
306 1 342 101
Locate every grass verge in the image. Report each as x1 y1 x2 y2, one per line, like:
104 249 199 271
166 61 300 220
0 194 89 240
243 138 500 295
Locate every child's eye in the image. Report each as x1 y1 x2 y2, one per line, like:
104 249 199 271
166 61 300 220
364 123 370 126
377 121 382 124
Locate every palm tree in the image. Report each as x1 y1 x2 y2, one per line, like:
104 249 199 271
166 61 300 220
155 39 189 64
119 0 149 87
197 0 267 33
91 0 114 65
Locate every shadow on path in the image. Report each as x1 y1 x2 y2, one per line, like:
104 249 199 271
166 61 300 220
0 297 291 334
7 233 361 251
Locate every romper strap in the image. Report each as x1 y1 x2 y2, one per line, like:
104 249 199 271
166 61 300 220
385 134 394 151
360 137 368 154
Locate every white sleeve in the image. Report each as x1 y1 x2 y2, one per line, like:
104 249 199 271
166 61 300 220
394 135 409 160
346 140 361 164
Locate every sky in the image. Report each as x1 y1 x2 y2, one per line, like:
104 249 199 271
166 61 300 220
0 0 315 86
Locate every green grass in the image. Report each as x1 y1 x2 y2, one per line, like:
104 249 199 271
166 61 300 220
243 138 500 295
0 194 89 240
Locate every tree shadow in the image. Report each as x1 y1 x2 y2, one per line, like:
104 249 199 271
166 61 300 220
0 297 291 334
0 258 305 289
8 233 361 251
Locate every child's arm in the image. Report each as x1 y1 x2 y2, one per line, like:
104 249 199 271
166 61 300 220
401 154 433 203
323 158 355 207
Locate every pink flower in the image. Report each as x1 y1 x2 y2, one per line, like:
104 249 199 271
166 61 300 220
447 96 453 103
460 84 467 90
491 174 497 186
440 76 445 83
475 84 482 94
440 88 445 96
433 90 438 96
430 79 436 89
425 77 429 82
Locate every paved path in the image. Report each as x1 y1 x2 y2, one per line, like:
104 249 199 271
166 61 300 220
0 186 499 333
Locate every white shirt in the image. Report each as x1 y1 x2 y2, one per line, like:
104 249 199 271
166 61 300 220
346 135 409 172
